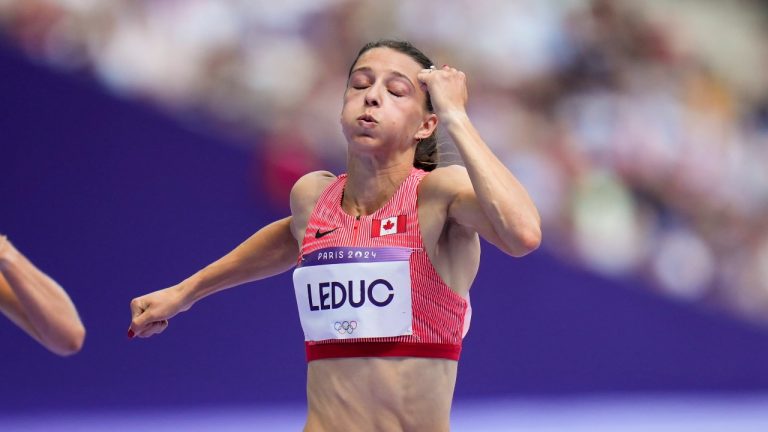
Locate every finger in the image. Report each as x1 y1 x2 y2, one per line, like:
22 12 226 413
137 322 164 338
129 315 149 337
147 319 170 337
129 316 161 339
136 319 169 339
129 298 146 319
438 63 461 75
128 298 145 338
130 302 156 334
418 70 440 94
442 65 458 75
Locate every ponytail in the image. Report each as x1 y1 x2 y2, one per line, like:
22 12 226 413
414 134 438 171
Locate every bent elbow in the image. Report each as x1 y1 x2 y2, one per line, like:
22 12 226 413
505 225 542 258
50 324 86 357
67 324 86 354
522 226 542 252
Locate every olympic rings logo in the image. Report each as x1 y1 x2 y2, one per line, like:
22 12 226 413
334 320 358 334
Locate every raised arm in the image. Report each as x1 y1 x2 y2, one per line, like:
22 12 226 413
0 235 85 356
128 216 299 338
418 66 541 257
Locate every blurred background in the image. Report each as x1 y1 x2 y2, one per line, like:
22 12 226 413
2 0 768 430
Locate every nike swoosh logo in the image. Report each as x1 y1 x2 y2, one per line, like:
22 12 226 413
315 227 339 239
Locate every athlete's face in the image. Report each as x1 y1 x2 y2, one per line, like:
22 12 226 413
341 48 436 155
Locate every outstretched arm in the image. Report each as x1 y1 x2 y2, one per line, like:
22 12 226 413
0 235 85 356
129 216 299 338
418 66 541 257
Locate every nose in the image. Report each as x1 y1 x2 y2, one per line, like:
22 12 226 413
364 85 381 107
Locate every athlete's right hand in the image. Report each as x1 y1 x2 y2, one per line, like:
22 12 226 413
128 285 190 339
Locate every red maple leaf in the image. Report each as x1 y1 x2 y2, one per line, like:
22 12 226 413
383 220 395 230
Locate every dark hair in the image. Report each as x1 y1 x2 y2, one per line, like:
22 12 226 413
348 40 438 171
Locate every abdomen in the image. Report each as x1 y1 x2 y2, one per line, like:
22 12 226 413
305 357 457 432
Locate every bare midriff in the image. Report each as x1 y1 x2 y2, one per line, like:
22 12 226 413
304 357 457 432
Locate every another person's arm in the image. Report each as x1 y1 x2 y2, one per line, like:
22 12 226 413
0 235 85 356
418 66 541 257
128 216 300 338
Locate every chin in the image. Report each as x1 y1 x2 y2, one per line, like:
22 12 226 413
350 135 378 146
347 135 385 153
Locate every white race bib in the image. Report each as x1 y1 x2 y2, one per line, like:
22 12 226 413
293 247 413 341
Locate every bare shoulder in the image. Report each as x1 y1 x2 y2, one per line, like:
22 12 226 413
289 170 337 242
419 164 471 203
290 170 337 209
418 165 474 238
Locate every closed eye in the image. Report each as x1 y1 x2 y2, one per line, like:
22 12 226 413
388 79 410 97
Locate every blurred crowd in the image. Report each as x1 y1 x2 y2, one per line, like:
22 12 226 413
2 0 768 322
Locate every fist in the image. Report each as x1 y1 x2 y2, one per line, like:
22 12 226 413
128 286 188 339
417 65 468 120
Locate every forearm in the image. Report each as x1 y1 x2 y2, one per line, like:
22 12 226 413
444 112 541 253
0 240 85 355
179 217 299 306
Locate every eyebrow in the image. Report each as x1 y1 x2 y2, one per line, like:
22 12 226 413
350 67 415 90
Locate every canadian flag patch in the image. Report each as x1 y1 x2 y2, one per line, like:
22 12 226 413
372 215 407 237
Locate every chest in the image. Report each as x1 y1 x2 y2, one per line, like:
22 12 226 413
302 204 424 252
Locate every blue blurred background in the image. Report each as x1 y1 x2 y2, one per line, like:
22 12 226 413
2 0 768 430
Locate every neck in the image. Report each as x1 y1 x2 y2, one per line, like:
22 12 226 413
343 155 413 217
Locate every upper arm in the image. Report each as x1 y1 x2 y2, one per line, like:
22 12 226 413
289 170 337 244
422 165 513 252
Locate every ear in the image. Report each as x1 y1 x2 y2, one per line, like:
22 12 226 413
414 113 438 140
